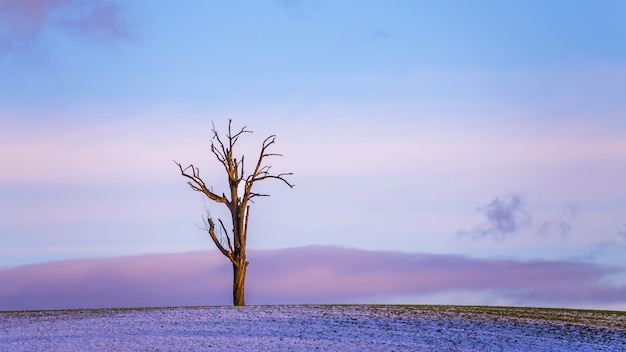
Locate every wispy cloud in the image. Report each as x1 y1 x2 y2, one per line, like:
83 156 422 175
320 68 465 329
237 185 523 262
557 204 578 236
56 0 128 39
277 0 320 14
618 225 626 242
537 203 579 238
459 194 532 241
0 0 128 54
459 195 583 242
370 29 392 39
1 246 624 311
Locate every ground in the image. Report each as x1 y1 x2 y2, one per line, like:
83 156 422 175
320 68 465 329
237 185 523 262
1 305 625 351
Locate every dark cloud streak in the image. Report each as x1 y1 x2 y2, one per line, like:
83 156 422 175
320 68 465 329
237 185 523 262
618 224 626 242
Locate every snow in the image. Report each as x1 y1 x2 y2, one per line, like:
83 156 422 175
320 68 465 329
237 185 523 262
1 305 625 351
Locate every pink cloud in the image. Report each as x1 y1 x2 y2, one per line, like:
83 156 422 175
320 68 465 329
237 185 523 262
57 0 128 39
0 0 128 52
1 246 624 311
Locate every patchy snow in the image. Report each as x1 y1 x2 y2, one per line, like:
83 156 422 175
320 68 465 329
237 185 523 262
1 305 625 351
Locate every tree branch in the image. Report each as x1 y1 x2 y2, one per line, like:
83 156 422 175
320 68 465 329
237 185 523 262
174 161 229 204
205 217 235 264
241 135 294 201
218 218 234 253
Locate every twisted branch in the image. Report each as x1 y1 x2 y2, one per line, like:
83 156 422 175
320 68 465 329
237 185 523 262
204 217 235 265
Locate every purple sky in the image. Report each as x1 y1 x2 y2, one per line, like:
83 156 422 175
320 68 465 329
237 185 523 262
1 0 626 310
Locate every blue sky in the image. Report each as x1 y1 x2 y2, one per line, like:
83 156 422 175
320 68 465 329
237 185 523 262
1 1 626 307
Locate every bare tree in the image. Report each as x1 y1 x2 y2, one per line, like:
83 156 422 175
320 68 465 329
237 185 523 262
174 119 293 306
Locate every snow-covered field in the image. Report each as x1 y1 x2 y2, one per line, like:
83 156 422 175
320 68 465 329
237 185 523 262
1 305 625 351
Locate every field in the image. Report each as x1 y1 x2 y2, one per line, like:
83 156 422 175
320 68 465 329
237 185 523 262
1 305 625 351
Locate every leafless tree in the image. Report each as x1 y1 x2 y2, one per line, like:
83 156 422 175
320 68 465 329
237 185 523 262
174 119 293 306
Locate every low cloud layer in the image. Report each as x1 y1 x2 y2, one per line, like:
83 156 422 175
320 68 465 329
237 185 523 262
1 246 625 311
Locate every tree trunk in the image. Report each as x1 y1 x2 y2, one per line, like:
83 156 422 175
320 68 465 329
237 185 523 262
232 260 248 306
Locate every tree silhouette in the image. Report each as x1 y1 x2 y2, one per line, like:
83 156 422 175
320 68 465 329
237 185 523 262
175 119 293 306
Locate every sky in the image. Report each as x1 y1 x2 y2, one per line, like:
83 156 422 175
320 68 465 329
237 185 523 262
1 0 626 310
